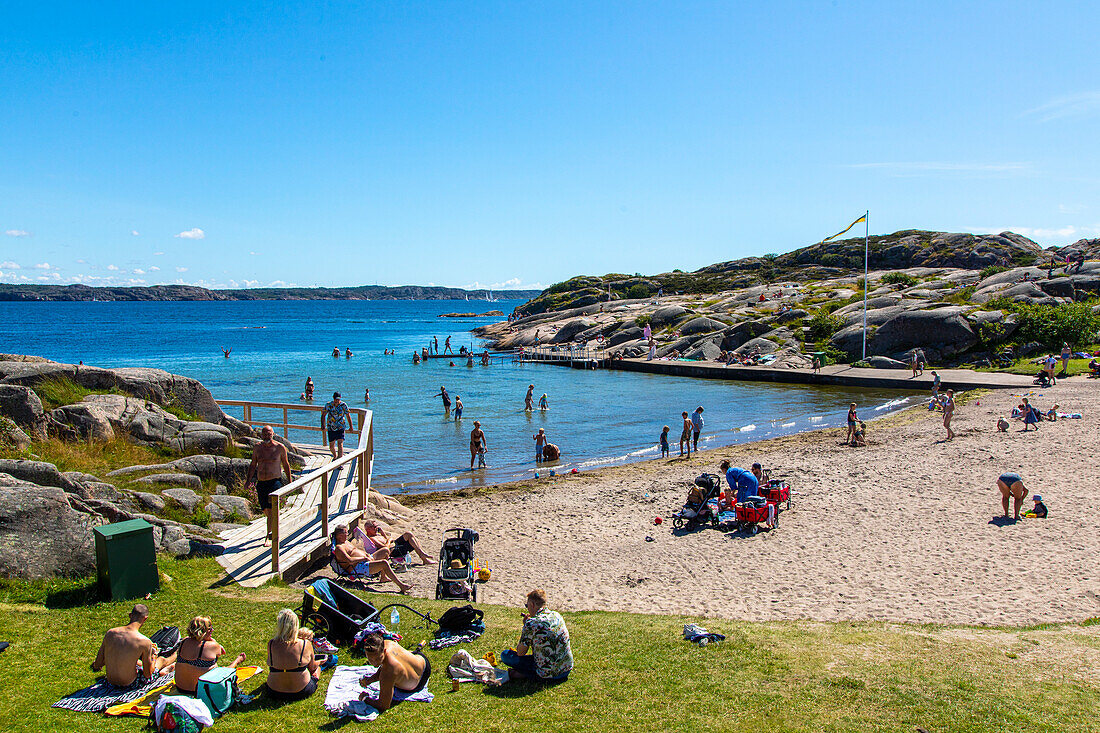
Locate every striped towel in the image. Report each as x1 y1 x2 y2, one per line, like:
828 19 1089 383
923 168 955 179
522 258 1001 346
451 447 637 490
53 672 173 713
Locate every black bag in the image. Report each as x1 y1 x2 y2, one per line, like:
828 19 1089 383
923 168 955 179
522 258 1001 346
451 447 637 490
437 605 484 633
148 626 182 657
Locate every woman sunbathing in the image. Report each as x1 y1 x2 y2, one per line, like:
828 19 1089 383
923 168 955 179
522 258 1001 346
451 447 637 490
174 616 246 694
357 632 430 711
265 609 320 701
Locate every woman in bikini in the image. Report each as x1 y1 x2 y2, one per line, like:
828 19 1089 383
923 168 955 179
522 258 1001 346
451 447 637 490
996 472 1029 521
265 609 321 700
357 632 430 712
174 616 245 694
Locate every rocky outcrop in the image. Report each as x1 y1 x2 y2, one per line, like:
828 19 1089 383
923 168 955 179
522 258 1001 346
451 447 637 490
130 473 204 491
50 403 115 441
0 385 48 439
0 459 85 496
0 481 100 579
106 455 251 486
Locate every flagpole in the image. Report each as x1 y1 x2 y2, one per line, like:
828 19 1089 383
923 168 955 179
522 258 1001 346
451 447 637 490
862 210 869 361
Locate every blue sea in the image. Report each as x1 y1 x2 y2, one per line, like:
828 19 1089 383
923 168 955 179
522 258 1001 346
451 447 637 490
1 299 918 494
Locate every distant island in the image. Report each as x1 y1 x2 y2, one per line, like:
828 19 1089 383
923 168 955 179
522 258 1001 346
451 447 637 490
0 283 541 303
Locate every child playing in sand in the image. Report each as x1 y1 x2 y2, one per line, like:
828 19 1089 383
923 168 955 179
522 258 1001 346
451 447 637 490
852 421 867 446
660 426 670 458
1045 404 1059 421
1025 494 1048 518
997 417 1010 432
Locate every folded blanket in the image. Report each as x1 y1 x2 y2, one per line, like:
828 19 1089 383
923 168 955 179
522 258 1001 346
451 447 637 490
324 665 433 722
54 672 174 713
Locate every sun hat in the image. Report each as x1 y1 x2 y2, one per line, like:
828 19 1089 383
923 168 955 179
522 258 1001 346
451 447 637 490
1033 495 1043 501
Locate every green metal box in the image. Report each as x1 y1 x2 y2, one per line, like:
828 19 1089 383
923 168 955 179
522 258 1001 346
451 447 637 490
94 519 159 601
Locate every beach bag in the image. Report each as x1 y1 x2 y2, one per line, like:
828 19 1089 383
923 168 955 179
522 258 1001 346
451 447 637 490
437 605 484 634
196 667 238 718
156 701 201 733
149 626 182 657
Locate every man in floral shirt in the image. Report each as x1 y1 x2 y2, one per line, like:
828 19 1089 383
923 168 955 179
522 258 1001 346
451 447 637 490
501 589 573 682
321 392 352 459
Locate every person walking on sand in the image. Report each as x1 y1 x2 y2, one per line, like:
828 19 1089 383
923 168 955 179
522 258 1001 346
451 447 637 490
996 472 1029 521
910 352 919 378
660 426 670 458
434 386 451 413
1060 342 1072 375
533 428 548 463
247 425 292 547
942 389 956 441
931 370 941 400
690 406 704 451
525 384 535 412
679 411 693 457
321 392 352 459
444 335 453 354
469 421 487 469
846 403 858 445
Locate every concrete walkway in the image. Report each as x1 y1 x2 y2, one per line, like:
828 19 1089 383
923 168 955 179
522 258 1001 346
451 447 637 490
611 358 1038 391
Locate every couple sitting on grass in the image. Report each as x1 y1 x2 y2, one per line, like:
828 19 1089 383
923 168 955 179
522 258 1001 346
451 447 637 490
331 520 433 594
92 605 246 694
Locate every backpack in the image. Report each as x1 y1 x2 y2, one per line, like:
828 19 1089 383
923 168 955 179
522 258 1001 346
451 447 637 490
156 701 201 733
196 667 239 718
148 626 182 657
437 605 484 634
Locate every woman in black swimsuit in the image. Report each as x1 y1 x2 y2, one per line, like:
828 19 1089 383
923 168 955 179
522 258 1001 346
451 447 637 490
266 609 321 700
174 616 246 694
358 632 430 711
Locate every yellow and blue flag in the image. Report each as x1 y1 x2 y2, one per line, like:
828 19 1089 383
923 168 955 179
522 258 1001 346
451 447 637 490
820 214 867 244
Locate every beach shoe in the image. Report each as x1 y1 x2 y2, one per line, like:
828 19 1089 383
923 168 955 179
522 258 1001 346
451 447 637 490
318 653 339 671
312 637 338 654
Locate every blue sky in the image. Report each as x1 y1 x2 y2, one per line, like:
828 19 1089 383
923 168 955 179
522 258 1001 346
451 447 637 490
2 1 1098 290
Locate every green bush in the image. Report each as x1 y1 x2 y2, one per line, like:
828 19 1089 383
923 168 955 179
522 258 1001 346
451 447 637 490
976 321 1006 347
881 272 918 287
807 310 845 341
626 284 651 300
1012 302 1100 348
979 265 1009 280
634 314 652 327
943 285 977 305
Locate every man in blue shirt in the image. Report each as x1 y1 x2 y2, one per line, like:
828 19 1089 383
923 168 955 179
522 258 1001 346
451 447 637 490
719 459 759 502
690 406 704 451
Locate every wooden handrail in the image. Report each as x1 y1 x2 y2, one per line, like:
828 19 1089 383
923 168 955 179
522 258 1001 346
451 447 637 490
215 399 374 576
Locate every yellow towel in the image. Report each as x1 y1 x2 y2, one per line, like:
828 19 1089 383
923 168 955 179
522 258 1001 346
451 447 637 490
104 666 263 717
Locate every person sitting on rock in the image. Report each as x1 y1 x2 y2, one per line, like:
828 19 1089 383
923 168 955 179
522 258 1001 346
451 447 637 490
92 604 176 687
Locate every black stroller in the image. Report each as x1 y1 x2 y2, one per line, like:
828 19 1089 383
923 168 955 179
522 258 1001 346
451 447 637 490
671 474 723 530
435 528 480 602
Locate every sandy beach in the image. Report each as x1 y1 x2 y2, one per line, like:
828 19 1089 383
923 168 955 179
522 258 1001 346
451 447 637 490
374 378 1100 626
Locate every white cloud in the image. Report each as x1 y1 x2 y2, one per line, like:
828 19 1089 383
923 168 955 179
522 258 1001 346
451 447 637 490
131 230 140 236
149 265 161 272
106 264 120 271
249 251 259 256
242 279 259 287
175 266 188 273
153 251 165 256
174 228 205 240
133 268 145 275
0 261 20 269
5 229 30 237
32 262 52 270
1023 91 1100 123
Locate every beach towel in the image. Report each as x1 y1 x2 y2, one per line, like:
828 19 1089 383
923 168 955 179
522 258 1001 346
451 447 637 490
105 666 263 718
324 665 434 722
445 649 509 686
53 672 173 713
153 695 214 728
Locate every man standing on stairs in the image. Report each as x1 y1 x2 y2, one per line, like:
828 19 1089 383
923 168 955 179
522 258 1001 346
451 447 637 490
247 425 292 548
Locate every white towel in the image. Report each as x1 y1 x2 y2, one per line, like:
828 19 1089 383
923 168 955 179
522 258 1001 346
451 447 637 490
153 695 214 727
323 665 434 722
446 649 509 685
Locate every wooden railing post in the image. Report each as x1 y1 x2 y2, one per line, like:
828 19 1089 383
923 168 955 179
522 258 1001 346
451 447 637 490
282 407 289 439
320 469 331 540
243 404 252 426
271 499 281 575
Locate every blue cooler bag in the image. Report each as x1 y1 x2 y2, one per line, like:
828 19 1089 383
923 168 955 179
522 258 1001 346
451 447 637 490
196 667 239 718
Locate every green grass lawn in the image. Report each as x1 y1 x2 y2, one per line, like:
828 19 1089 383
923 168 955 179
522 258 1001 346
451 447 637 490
1 557 1098 732
976 355 1097 378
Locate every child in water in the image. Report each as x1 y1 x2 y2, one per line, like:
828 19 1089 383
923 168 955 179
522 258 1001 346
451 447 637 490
660 426 670 458
539 393 549 411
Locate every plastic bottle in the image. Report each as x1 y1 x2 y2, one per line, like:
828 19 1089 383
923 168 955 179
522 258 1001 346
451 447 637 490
390 607 400 626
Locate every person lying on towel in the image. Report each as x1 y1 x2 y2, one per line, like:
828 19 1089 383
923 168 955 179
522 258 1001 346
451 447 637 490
92 604 176 687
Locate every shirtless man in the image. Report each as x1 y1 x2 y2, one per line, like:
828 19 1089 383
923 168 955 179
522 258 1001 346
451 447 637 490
469 420 487 469
92 604 176 687
358 631 430 711
247 425 292 547
332 526 411 593
357 519 432 565
524 384 535 412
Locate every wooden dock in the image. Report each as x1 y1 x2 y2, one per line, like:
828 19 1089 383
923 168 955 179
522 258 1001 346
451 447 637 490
213 401 374 588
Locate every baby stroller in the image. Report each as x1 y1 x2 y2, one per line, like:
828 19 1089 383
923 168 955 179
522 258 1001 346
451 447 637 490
298 578 380 646
436 528 480 602
672 474 723 530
